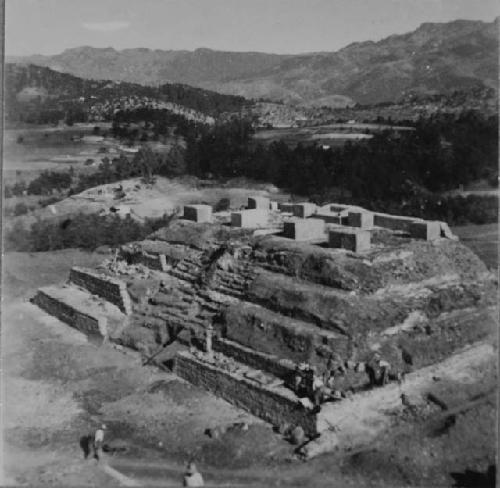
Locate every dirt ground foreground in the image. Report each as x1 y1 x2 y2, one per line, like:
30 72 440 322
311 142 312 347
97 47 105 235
2 249 497 487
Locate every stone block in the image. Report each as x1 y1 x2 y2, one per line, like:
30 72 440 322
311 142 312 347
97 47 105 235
231 209 269 228
328 204 352 213
278 203 295 213
292 202 317 218
248 196 270 209
348 211 374 229
183 204 213 223
328 227 371 252
269 201 279 211
283 218 325 241
409 221 441 241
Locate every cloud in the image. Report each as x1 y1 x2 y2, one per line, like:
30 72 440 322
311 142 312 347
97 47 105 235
82 21 131 32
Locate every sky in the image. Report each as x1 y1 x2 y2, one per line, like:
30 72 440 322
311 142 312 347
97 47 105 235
5 0 499 56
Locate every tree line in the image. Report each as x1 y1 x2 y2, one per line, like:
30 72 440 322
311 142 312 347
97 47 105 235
107 108 499 225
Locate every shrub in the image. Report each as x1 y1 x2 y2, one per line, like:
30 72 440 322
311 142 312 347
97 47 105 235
13 202 30 216
4 212 176 252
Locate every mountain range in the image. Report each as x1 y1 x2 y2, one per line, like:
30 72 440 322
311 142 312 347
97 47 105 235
8 18 499 106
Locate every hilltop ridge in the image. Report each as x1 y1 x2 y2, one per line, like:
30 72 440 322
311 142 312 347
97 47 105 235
8 18 498 105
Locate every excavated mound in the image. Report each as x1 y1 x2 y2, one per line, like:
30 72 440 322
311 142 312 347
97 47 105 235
32 214 497 445
114 220 496 376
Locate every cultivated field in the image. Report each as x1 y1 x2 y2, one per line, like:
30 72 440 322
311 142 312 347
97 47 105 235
253 123 414 147
4 124 114 183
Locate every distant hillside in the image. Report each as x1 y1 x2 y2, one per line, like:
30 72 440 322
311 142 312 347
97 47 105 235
5 63 252 125
9 18 498 106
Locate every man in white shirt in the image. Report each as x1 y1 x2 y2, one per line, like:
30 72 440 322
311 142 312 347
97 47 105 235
183 462 204 487
93 424 106 461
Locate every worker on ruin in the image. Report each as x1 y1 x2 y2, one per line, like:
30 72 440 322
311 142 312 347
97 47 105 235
183 461 204 487
366 353 381 387
302 365 315 398
366 353 392 387
323 354 338 387
312 374 325 411
378 358 391 385
205 324 214 359
293 365 303 395
93 424 107 462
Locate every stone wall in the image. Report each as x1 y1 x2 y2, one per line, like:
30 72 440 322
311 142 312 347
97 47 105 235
314 212 343 224
213 338 296 380
278 203 295 213
174 351 318 436
373 213 422 232
122 250 167 271
222 302 350 366
33 288 107 337
69 267 132 315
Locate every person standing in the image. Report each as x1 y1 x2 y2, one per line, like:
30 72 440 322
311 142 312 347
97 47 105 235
312 375 325 411
183 461 204 487
378 359 391 385
93 424 107 461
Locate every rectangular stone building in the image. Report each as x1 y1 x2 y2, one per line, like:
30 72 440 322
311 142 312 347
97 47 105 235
231 209 269 228
292 202 317 218
329 227 371 252
248 196 270 210
283 218 326 241
348 210 374 229
183 204 213 223
409 221 441 241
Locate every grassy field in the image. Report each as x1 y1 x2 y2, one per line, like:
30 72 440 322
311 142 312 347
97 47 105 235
452 223 498 270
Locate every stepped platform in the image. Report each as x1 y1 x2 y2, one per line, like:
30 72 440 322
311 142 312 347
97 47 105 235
32 284 127 340
32 203 496 457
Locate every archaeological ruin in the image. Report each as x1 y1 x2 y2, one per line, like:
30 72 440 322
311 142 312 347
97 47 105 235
32 197 497 457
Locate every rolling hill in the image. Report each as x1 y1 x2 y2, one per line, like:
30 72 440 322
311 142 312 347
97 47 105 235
8 18 498 106
5 63 251 125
